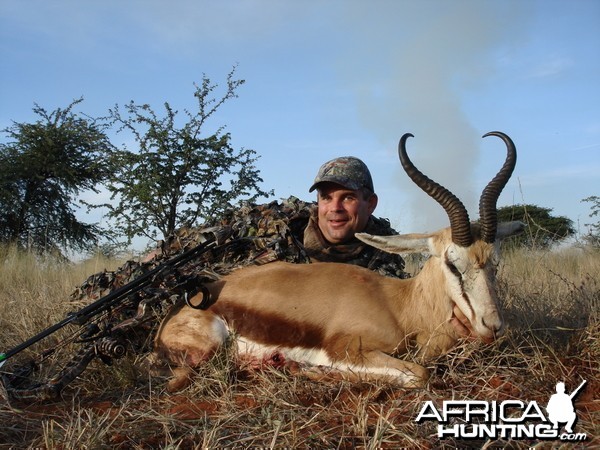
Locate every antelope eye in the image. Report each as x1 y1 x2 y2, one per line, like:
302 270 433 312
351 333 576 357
445 260 462 278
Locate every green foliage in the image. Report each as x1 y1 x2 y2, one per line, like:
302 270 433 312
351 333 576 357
0 99 113 254
581 196 600 248
96 68 273 243
496 204 575 249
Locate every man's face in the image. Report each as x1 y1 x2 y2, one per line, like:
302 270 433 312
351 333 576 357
317 183 378 244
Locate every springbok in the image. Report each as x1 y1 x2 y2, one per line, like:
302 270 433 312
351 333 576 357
151 131 524 391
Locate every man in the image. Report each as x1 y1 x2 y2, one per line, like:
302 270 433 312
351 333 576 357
301 156 407 278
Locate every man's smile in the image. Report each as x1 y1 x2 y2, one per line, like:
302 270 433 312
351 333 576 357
327 217 349 227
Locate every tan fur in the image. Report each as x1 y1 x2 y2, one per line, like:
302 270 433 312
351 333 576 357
152 222 520 391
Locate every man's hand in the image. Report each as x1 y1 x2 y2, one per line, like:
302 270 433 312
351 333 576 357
450 304 475 339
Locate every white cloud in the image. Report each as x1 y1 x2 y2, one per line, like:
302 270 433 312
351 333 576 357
519 163 600 188
568 142 600 152
526 56 573 79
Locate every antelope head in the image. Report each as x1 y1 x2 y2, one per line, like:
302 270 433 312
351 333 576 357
358 132 523 343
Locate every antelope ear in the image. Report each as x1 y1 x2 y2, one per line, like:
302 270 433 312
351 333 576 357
496 221 526 241
355 232 432 255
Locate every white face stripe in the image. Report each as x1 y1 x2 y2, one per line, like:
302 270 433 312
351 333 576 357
442 243 504 338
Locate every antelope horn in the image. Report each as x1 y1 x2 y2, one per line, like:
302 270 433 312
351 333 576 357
478 132 517 243
399 133 473 247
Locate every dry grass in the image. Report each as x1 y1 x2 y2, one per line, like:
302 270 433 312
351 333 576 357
0 246 126 351
0 245 598 448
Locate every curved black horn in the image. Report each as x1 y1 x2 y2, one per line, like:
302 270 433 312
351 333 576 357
399 133 473 247
478 132 517 243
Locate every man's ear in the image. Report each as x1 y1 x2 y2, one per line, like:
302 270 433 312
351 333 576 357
367 193 378 214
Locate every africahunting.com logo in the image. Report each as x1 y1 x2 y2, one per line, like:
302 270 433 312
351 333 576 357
415 380 588 442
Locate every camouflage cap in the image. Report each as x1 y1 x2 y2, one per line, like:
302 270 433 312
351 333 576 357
309 156 374 193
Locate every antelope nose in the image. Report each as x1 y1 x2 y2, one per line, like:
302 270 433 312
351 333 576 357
482 317 505 338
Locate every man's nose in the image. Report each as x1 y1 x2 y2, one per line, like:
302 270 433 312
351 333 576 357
330 197 344 211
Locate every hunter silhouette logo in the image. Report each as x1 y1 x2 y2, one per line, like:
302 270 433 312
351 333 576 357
546 380 586 434
415 379 588 442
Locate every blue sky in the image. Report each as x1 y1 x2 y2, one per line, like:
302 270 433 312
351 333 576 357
1 0 599 245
